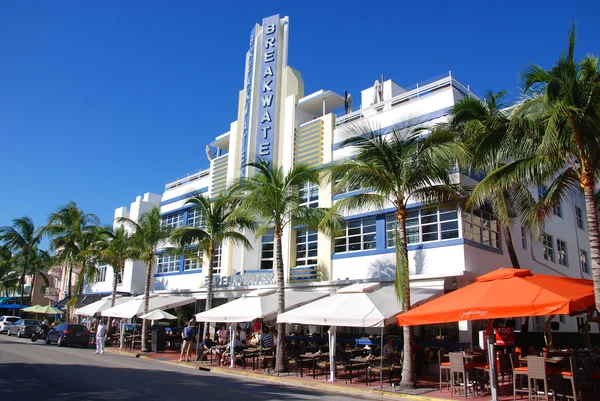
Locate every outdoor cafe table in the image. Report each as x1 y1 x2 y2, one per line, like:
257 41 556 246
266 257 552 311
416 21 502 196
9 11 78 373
243 348 261 370
300 352 328 379
519 356 566 366
208 345 227 365
350 356 384 385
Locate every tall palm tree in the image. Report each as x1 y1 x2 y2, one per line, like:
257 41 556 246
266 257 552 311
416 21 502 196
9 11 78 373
328 122 465 389
0 245 19 297
231 160 340 373
471 25 600 311
450 91 535 268
0 217 43 315
12 246 52 305
117 205 171 352
42 202 99 317
170 192 256 338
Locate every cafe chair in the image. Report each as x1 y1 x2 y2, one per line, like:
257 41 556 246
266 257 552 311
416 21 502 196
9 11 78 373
527 356 555 401
440 349 451 392
580 355 600 389
449 352 477 398
510 352 529 400
552 356 582 401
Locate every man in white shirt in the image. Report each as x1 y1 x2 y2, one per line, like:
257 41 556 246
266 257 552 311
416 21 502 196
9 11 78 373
95 319 107 355
236 326 247 344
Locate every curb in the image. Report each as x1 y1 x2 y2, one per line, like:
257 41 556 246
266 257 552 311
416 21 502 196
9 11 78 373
209 366 446 401
104 349 446 401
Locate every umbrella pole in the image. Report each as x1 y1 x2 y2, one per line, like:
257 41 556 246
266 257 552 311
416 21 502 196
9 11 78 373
380 327 383 389
230 325 235 369
486 333 499 401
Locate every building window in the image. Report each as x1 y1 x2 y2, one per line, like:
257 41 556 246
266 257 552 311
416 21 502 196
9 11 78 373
521 227 527 250
575 206 584 230
386 208 459 247
260 229 275 270
157 254 179 274
296 229 318 266
334 218 376 253
537 185 547 200
186 209 205 227
184 249 202 271
211 245 222 275
580 249 589 274
557 239 568 266
462 209 500 249
298 181 319 208
559 315 566 324
40 285 47 295
543 234 554 262
94 264 107 282
554 203 563 218
117 262 125 284
161 212 184 229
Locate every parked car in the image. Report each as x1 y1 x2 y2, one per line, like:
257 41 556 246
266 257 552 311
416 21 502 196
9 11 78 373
0 316 20 334
46 323 90 347
6 319 39 338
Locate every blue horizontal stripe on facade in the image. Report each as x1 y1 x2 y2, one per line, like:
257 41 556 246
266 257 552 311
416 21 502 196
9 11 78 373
332 106 452 151
332 238 464 259
160 187 208 207
154 269 203 278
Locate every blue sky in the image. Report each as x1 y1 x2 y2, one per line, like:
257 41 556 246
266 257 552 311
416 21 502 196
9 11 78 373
0 1 598 248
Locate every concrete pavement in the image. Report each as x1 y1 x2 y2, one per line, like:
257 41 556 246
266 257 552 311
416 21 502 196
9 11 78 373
0 334 368 401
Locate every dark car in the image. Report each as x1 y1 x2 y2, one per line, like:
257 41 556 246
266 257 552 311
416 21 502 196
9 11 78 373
46 323 90 347
6 319 39 338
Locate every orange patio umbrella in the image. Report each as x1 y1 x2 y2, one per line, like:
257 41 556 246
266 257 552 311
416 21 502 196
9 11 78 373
396 268 595 327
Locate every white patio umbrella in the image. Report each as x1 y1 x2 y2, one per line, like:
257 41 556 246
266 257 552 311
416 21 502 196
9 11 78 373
101 294 194 318
140 309 177 321
277 283 442 386
74 296 132 316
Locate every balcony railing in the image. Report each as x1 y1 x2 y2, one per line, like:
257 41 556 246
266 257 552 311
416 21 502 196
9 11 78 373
290 265 319 282
47 266 63 278
44 287 60 300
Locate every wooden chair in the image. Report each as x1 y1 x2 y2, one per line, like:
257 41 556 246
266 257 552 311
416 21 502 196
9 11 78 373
449 352 477 398
510 352 529 400
527 356 555 401
368 356 400 386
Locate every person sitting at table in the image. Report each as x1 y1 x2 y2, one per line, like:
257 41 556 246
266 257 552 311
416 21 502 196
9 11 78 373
236 326 247 345
383 339 394 357
252 318 262 335
260 327 273 349
217 325 228 346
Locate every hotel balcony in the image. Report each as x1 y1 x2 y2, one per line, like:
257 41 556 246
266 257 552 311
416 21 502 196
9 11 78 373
44 287 60 301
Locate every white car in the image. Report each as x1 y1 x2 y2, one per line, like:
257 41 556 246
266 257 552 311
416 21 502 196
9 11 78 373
0 316 20 334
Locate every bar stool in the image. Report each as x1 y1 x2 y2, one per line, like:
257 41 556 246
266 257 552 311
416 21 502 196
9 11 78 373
527 356 555 401
449 352 477 398
439 348 451 392
510 352 529 400
553 356 581 401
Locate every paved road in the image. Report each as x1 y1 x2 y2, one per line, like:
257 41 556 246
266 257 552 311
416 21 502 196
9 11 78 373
0 334 365 401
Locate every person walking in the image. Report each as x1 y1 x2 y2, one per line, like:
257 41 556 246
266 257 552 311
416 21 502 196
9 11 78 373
95 319 107 355
180 320 196 362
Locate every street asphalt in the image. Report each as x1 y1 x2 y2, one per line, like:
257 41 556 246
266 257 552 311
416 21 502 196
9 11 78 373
0 334 365 401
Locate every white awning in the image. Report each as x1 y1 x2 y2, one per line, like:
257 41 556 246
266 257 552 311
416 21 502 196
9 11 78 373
277 283 442 328
101 295 195 318
74 295 132 316
195 289 327 323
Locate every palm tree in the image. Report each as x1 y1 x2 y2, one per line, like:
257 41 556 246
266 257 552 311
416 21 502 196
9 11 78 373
231 160 340 373
0 217 43 315
328 121 465 389
0 245 19 297
117 205 171 352
471 25 600 311
450 91 535 268
170 192 256 338
11 246 52 305
42 202 99 317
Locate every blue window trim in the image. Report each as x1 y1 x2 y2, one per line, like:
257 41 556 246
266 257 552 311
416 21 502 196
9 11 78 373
463 239 503 255
160 187 208 207
236 269 273 275
332 238 466 259
160 205 194 217
154 269 203 278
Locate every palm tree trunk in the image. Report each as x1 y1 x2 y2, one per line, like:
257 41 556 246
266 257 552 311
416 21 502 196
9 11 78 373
203 246 215 340
502 224 521 268
29 272 36 306
397 208 415 389
141 256 153 352
66 264 73 322
582 182 600 312
18 250 30 317
274 225 287 373
108 261 120 336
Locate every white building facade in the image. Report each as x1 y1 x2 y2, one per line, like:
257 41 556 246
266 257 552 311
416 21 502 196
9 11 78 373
85 15 594 338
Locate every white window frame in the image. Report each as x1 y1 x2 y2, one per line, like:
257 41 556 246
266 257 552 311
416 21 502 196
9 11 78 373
211 245 222 275
157 254 180 274
537 185 547 200
184 249 202 271
295 229 318 266
575 206 584 230
462 209 500 249
161 212 184 229
580 249 589 274
94 264 107 283
186 209 205 227
556 239 568 266
260 228 275 270
334 218 377 254
521 227 527 250
298 181 319 208
554 203 563 218
386 208 459 248
543 233 555 263
117 262 125 284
